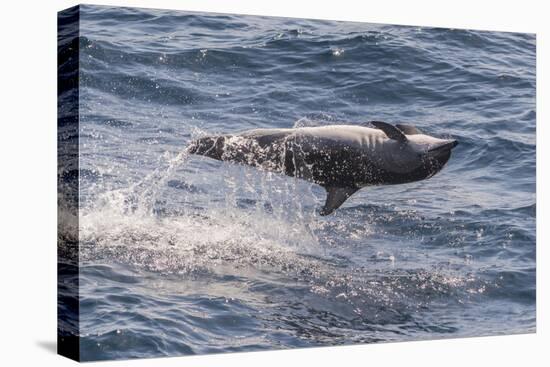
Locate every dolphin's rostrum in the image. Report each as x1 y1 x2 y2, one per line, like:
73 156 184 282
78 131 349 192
188 121 458 215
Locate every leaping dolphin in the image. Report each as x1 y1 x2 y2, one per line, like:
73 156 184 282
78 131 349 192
188 121 458 215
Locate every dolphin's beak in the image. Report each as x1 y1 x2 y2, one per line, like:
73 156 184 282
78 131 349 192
428 139 458 153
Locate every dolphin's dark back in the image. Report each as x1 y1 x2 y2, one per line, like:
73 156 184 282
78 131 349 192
188 131 290 172
187 136 226 160
189 131 372 187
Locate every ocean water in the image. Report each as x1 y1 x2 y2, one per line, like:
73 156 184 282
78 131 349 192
59 4 535 361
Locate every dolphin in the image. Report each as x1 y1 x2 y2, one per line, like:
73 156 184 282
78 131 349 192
188 121 458 215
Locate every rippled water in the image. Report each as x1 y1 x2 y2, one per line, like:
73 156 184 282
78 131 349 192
59 4 535 361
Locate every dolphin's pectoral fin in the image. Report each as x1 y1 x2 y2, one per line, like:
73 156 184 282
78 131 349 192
319 186 359 216
370 121 407 142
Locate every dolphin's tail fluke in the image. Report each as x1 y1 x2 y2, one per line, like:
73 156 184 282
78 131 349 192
187 135 227 160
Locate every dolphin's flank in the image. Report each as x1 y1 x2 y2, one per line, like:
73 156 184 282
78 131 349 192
188 121 458 215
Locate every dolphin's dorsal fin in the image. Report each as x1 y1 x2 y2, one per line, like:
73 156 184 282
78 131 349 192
319 186 359 216
370 121 407 142
396 124 422 135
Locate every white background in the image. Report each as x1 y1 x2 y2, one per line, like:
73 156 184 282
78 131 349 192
0 0 547 365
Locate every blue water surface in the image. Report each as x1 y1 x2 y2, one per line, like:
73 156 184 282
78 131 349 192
70 4 535 361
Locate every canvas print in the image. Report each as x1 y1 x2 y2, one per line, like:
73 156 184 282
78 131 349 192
57 4 536 362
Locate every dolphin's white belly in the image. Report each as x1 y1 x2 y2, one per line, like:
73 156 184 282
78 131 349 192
291 125 394 166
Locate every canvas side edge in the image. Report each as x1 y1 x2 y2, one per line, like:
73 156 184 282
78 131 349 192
57 4 81 362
